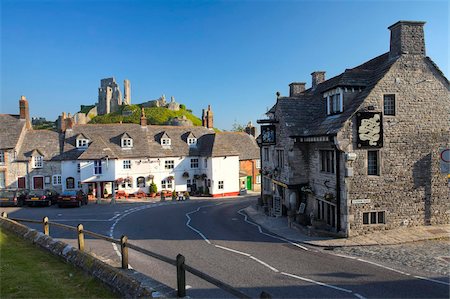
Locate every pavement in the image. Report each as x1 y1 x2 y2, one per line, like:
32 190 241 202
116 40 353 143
243 204 450 248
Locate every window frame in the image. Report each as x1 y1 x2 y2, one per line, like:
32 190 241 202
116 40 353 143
0 171 5 188
188 138 197 146
256 159 261 169
123 160 131 169
161 179 173 190
218 181 224 190
276 149 284 169
121 138 133 148
0 150 5 164
165 160 174 169
161 138 171 146
33 156 43 169
190 158 199 169
52 175 62 186
383 94 396 116
363 211 386 225
136 176 145 188
77 139 89 148
66 177 75 189
94 160 102 175
319 150 335 174
367 150 380 176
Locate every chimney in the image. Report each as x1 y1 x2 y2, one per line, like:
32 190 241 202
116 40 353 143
19 96 32 129
289 82 306 97
311 71 326 89
244 121 256 137
58 112 67 132
202 105 213 129
140 107 147 127
65 117 74 131
388 21 426 59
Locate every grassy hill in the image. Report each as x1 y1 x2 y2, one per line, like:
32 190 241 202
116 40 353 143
89 104 202 126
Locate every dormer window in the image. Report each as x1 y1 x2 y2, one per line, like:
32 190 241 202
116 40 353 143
161 138 171 146
33 156 43 168
77 139 89 148
187 138 196 145
120 133 133 148
122 138 133 148
324 88 343 115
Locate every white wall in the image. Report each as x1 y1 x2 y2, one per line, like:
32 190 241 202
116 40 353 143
61 161 82 192
210 156 239 195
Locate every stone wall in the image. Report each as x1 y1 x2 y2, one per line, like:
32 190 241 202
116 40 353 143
341 55 450 235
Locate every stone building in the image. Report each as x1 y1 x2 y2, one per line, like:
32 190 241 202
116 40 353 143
258 21 449 237
97 77 132 115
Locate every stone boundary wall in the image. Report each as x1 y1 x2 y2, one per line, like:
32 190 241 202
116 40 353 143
0 217 166 298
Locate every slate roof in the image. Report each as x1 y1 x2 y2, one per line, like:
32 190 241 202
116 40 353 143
0 114 26 149
273 52 397 137
214 132 260 160
16 130 61 161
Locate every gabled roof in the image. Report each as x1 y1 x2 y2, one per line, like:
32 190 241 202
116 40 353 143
76 133 89 140
273 52 397 137
16 130 61 161
0 114 26 149
214 132 259 160
120 132 132 139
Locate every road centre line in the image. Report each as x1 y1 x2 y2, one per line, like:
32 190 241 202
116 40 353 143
249 256 279 273
214 244 251 257
413 275 450 286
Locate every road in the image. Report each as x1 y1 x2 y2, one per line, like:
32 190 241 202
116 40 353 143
2 196 449 298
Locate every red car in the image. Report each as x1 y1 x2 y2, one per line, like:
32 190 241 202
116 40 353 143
57 190 88 208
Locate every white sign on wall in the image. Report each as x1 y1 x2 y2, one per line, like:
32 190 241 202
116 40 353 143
352 198 371 204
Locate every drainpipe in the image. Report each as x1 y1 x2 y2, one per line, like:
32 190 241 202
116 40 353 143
334 145 342 233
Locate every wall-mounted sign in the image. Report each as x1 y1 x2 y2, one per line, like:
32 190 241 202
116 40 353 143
352 198 371 204
356 112 383 148
261 125 276 145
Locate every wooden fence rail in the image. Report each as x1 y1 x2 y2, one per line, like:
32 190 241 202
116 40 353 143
1 213 266 298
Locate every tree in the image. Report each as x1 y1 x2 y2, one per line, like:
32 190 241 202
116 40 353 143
231 121 245 132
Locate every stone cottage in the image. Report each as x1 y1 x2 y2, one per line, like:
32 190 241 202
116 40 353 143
258 21 449 236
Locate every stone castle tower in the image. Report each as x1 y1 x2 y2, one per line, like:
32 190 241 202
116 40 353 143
202 105 213 129
97 77 132 115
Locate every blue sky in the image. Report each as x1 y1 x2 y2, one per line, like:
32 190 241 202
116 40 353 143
1 0 448 131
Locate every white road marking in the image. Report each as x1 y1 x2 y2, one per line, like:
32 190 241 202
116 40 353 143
249 256 279 272
214 245 251 257
281 272 353 293
414 275 450 286
354 293 367 299
237 209 309 251
185 206 215 244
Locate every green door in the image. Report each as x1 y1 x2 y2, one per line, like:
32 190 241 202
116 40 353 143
246 176 252 190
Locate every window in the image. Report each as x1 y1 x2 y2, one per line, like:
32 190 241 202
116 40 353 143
0 171 5 188
276 150 284 168
17 177 26 189
363 211 385 224
33 156 43 168
122 138 133 148
78 181 82 188
77 139 89 148
188 138 197 146
161 179 173 190
137 177 145 188
52 175 62 185
256 159 261 169
326 90 343 115
77 163 81 173
0 150 4 164
384 94 396 116
218 181 224 190
320 150 335 173
123 160 131 169
263 148 269 161
165 160 174 169
66 177 75 189
94 160 102 175
256 175 261 184
367 150 379 175
191 158 199 169
121 180 132 189
204 158 208 168
161 138 171 146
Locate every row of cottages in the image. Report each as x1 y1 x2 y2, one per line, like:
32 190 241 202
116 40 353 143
0 101 261 198
257 21 449 237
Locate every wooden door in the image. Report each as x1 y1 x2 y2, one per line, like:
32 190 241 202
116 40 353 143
33 177 43 190
18 177 26 189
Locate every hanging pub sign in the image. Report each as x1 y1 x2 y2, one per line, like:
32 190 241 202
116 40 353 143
356 112 383 148
261 125 276 145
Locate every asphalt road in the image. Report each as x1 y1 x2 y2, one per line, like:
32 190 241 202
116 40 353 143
2 197 449 298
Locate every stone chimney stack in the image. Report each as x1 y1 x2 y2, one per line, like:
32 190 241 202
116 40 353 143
58 112 67 132
311 71 326 89
140 107 147 127
202 105 214 129
65 116 74 131
388 21 426 59
19 96 32 129
289 82 306 97
244 121 257 137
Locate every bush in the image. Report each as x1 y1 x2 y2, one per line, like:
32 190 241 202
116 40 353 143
180 104 186 110
149 182 157 194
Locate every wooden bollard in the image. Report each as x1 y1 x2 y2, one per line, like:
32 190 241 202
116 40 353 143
1 212 7 218
121 235 128 269
176 254 186 298
77 224 85 251
43 217 49 235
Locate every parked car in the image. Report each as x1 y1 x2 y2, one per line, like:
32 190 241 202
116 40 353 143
57 190 88 208
0 189 23 207
19 189 59 207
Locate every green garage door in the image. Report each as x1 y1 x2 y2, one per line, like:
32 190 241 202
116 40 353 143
246 176 252 190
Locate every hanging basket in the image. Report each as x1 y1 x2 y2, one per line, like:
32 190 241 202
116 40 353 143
182 172 189 178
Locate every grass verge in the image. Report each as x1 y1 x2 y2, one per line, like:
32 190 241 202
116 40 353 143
0 229 118 298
